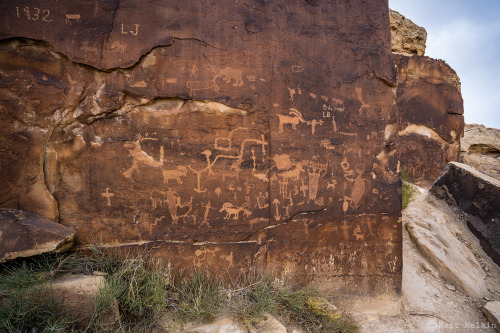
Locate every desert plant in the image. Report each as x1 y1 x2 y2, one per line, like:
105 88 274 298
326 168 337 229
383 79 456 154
402 169 416 209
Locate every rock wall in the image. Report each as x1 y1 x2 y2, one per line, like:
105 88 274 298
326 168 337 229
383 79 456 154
0 1 401 296
395 55 464 185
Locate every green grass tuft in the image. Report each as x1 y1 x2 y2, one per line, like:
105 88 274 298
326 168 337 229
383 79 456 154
402 169 416 209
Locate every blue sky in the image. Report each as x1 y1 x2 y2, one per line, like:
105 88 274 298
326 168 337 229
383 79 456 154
389 0 500 129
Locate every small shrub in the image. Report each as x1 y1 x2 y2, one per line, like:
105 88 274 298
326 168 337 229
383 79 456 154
402 169 416 209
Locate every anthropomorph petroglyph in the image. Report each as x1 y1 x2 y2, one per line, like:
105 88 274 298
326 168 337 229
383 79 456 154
101 188 115 206
353 224 365 240
123 134 164 179
200 201 216 228
149 190 192 224
343 168 370 211
305 160 328 202
219 203 251 220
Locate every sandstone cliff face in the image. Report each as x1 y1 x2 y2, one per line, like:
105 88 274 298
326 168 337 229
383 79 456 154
461 124 500 179
390 9 427 56
0 1 401 295
395 55 464 186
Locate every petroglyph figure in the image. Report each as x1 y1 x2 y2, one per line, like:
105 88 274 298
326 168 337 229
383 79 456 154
279 162 305 182
355 87 369 113
353 224 365 240
341 220 350 240
362 219 375 236
81 41 98 54
257 192 269 209
123 134 164 179
111 41 127 54
200 201 216 228
187 80 219 97
344 169 370 210
320 139 335 150
341 158 356 182
278 108 323 134
305 160 328 202
65 14 80 25
273 199 281 220
166 189 192 224
278 108 305 132
101 188 114 206
162 166 188 184
220 203 251 220
292 65 304 72
327 180 337 190
219 67 244 87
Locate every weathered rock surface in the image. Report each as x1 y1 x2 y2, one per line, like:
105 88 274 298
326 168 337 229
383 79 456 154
395 54 464 186
47 274 120 327
483 301 500 332
175 314 287 333
390 10 427 56
404 193 489 298
0 208 74 263
0 1 401 296
461 124 500 179
431 162 500 267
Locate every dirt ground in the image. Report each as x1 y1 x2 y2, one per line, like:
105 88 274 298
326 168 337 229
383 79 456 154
351 188 500 332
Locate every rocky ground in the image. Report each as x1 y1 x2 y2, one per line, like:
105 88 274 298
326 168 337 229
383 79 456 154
352 187 500 332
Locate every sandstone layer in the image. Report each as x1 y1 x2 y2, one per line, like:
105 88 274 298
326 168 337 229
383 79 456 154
0 1 400 296
390 9 427 56
0 208 74 263
395 55 464 186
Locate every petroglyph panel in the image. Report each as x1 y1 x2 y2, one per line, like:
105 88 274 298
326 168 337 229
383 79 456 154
0 0 401 296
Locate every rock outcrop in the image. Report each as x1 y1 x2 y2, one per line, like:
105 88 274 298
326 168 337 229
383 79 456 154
461 124 500 179
431 162 500 266
395 55 464 186
483 301 500 332
390 10 427 56
0 1 401 296
390 10 464 186
0 208 74 263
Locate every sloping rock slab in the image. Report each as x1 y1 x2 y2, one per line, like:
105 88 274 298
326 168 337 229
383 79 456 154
0 208 74 263
404 199 488 298
431 162 500 266
483 301 500 332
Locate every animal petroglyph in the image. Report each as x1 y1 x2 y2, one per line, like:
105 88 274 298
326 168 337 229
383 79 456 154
353 225 365 240
101 188 115 206
81 41 98 53
111 41 127 54
123 134 164 179
220 203 251 220
65 14 80 25
320 139 335 150
149 190 192 224
218 67 244 87
187 80 219 96
277 108 323 134
162 166 188 184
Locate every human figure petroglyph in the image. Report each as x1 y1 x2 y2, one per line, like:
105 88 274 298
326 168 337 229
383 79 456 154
219 203 251 220
123 134 164 179
149 190 192 224
305 160 327 202
308 119 323 135
65 14 80 25
101 188 114 206
361 219 375 237
257 192 269 209
200 201 216 228
288 85 301 101
162 166 188 184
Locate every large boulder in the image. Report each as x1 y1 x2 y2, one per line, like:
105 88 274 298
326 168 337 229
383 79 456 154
431 162 500 266
0 1 401 296
0 208 74 263
461 124 500 179
395 55 464 186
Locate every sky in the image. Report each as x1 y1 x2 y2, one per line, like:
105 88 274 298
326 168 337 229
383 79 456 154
389 0 500 129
